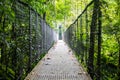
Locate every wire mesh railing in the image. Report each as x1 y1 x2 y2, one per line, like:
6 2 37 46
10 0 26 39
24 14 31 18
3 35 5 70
0 0 56 79
64 1 102 80
64 0 93 66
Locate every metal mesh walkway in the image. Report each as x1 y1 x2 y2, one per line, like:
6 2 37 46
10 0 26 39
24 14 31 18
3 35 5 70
25 40 91 80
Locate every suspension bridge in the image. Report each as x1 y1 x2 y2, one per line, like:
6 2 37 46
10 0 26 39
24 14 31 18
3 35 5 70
0 0 103 80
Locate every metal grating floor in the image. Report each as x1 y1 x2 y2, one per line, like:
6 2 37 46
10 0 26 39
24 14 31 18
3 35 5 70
25 40 91 80
33 74 87 80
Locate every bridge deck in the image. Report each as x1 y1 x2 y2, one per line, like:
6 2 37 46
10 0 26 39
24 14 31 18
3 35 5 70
25 40 91 80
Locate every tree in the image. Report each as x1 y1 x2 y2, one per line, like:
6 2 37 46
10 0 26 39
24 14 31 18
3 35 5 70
96 0 102 79
88 0 99 79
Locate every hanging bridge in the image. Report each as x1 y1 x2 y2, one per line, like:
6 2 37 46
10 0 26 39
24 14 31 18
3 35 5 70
0 0 103 80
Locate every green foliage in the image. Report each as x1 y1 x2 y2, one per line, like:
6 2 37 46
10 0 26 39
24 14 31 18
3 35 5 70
0 0 120 79
0 0 55 79
64 0 120 80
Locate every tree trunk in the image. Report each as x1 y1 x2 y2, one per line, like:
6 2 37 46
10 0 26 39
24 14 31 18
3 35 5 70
116 0 120 79
88 0 98 79
97 0 102 79
118 40 120 79
43 12 46 20
115 36 120 79
85 1 88 66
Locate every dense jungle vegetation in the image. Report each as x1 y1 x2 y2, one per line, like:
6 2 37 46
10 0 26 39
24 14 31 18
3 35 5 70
0 0 120 80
